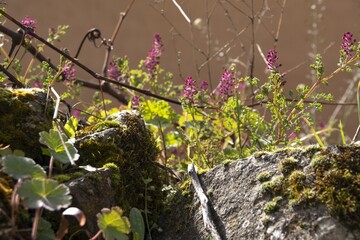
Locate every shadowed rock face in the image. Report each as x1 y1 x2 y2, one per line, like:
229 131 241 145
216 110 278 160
156 145 360 240
0 88 53 163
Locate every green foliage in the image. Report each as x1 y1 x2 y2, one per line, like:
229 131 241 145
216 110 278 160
63 116 78 138
1 155 46 179
17 178 72 211
97 207 131 240
36 218 56 240
39 129 79 164
130 208 145 240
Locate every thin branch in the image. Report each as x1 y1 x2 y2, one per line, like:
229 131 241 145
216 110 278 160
0 64 24 87
0 9 181 105
171 0 191 23
199 23 250 70
273 0 287 49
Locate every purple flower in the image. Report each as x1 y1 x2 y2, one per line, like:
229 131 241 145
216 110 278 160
145 33 163 79
33 80 42 88
341 32 356 58
21 16 36 40
21 16 36 31
107 60 121 80
288 132 297 140
72 108 81 119
200 80 209 91
237 82 245 93
62 63 76 82
266 50 282 72
219 68 235 100
184 76 198 103
132 95 140 109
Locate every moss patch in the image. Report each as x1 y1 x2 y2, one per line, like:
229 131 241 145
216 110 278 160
76 111 166 217
260 145 360 228
0 88 53 162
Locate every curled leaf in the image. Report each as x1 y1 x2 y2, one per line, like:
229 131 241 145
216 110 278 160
56 207 86 240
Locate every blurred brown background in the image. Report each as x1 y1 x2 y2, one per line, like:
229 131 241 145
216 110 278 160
6 0 360 142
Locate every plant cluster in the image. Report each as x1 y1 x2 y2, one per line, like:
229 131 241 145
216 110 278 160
0 1 360 239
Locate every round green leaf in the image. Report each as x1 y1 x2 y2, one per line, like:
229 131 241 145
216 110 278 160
17 178 72 211
1 155 46 179
97 207 131 240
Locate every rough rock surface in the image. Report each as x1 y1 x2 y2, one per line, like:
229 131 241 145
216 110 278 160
66 168 116 234
156 145 360 240
0 87 53 162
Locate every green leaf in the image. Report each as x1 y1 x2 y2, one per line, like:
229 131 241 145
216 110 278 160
1 155 46 179
141 100 177 127
39 129 79 164
130 208 145 240
97 207 131 240
36 218 55 240
50 141 80 164
63 116 78 138
17 178 72 211
39 129 68 151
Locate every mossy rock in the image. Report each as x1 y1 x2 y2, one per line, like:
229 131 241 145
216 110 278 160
75 110 166 218
0 88 53 162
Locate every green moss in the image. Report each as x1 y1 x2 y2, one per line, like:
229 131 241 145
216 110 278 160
261 175 284 195
261 215 272 227
179 178 191 196
76 112 166 218
0 88 53 162
253 150 271 158
312 146 360 228
264 196 282 214
278 157 298 176
102 162 119 171
52 171 84 183
259 145 360 228
222 159 234 166
257 171 272 182
288 170 306 189
91 120 121 132
12 89 36 101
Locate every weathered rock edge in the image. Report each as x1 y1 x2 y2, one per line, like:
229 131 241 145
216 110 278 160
156 145 360 240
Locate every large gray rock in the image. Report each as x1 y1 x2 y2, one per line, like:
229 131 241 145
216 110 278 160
156 145 360 240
